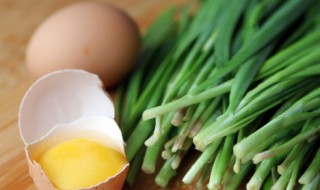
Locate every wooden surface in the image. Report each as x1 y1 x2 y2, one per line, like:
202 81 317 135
0 0 194 189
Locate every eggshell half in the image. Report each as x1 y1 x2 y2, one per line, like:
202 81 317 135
26 116 129 190
19 69 115 145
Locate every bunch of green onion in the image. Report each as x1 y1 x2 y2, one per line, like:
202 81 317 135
117 0 320 189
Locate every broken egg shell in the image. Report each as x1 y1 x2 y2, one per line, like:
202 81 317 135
18 70 128 190
19 69 115 145
26 117 129 190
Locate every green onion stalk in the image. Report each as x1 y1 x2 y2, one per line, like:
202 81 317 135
119 0 320 189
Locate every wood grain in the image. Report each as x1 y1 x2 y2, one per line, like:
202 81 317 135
0 0 196 189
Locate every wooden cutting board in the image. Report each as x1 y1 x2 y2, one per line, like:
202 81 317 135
0 0 201 189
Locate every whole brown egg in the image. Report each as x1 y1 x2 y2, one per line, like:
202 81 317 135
26 2 140 88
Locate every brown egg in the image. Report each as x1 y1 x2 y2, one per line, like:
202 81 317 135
26 2 140 88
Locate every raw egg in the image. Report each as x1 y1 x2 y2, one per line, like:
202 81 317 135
38 138 127 189
26 2 140 88
19 70 129 190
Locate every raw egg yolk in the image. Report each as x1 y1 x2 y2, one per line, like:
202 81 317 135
38 138 127 190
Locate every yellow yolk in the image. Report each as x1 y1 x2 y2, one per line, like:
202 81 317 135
38 138 127 190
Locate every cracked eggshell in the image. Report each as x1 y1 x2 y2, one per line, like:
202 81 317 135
19 69 128 190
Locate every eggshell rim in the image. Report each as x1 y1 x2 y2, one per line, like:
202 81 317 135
27 116 126 156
